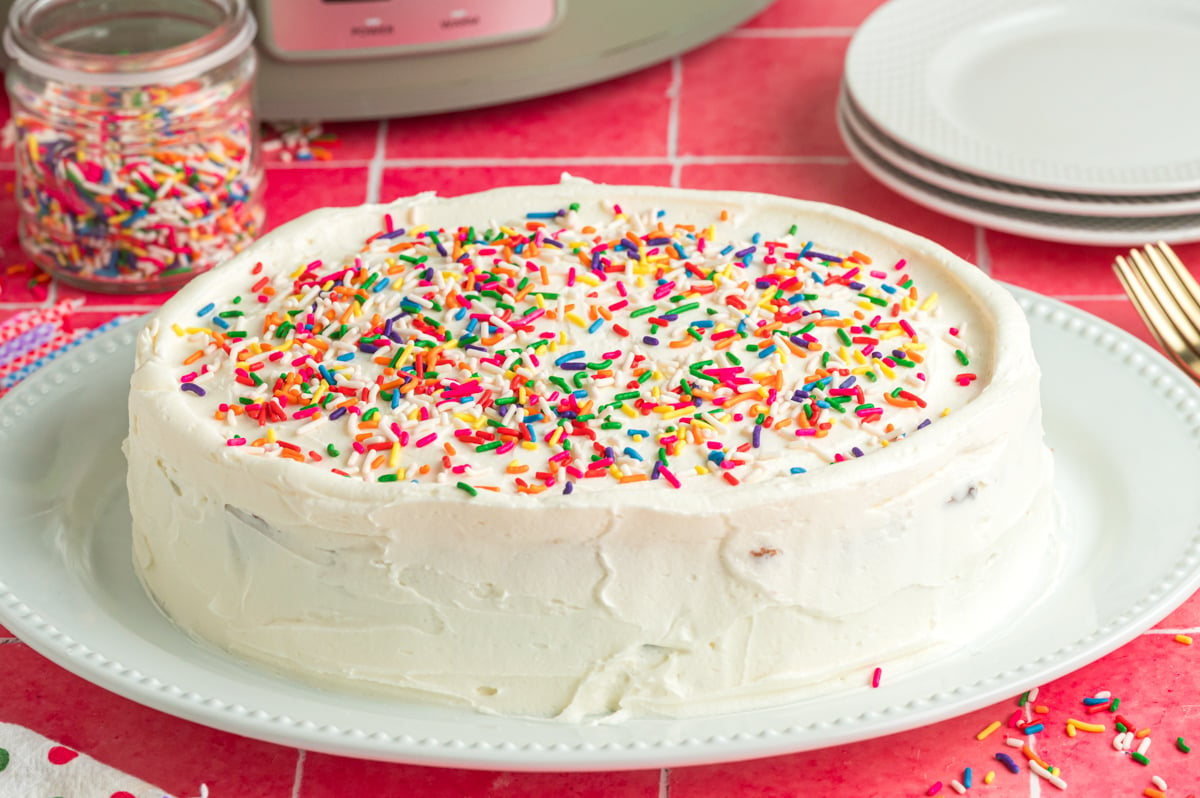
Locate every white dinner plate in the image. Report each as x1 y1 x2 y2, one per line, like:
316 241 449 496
837 101 1200 246
1 305 1198 771
840 89 1200 218
845 0 1200 195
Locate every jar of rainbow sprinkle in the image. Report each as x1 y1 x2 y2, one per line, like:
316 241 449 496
3 0 263 293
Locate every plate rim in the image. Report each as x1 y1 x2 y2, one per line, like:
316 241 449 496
1 296 1199 771
839 88 1200 218
844 0 1200 195
836 99 1200 247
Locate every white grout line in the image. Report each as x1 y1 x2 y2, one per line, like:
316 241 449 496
372 154 853 168
1144 627 1200 635
677 154 859 166
365 119 389 204
290 749 306 798
1029 762 1042 798
974 226 992 277
268 159 374 169
386 155 668 167
1025 700 1043 798
728 27 857 38
667 56 683 188
267 153 858 170
39 304 152 312
659 767 670 798
1047 294 1130 302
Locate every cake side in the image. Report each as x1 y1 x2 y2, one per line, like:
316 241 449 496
126 182 1056 718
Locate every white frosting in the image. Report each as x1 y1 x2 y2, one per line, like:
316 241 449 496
126 182 1056 719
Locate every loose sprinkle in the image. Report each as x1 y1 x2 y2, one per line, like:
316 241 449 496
995 752 1020 774
1175 633 1193 645
1029 760 1067 790
976 721 1002 741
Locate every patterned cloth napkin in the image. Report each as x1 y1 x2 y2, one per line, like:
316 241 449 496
0 300 128 398
0 723 173 798
0 304 187 797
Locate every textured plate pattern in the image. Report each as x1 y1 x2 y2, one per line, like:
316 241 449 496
845 0 1200 194
1 304 1199 771
837 102 1200 246
840 89 1200 218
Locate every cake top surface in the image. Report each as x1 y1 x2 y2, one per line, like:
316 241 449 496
137 182 1026 505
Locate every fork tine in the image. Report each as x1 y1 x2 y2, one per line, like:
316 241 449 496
1114 253 1200 381
1114 253 1172 353
1135 245 1200 361
1148 242 1200 352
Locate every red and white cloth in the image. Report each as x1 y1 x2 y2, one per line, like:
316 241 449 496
0 300 132 397
0 722 175 798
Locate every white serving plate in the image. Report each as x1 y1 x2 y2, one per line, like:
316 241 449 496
1 300 1198 771
838 101 1200 246
844 0 1200 195
840 88 1200 218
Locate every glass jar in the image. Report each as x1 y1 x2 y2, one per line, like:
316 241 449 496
3 0 263 294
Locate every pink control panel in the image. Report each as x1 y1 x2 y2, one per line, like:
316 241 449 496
260 0 561 60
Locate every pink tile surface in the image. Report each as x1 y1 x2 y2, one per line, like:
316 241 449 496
261 120 379 164
677 37 848 157
380 164 676 200
680 162 978 263
53 280 179 307
299 755 659 798
673 701 1038 798
2 0 1199 795
987 234 1200 298
261 166 371 230
1157 588 1200 632
385 65 673 160
64 309 138 330
743 0 883 28
1029 634 1200 796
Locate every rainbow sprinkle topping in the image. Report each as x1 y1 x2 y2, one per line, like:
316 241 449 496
170 200 981 495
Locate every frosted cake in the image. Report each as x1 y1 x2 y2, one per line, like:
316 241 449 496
126 182 1056 719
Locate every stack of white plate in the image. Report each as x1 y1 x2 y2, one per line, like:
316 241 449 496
840 0 1200 246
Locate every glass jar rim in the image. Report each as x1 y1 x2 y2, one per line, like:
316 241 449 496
3 0 256 87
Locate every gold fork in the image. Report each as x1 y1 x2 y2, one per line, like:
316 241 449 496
1113 241 1200 384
